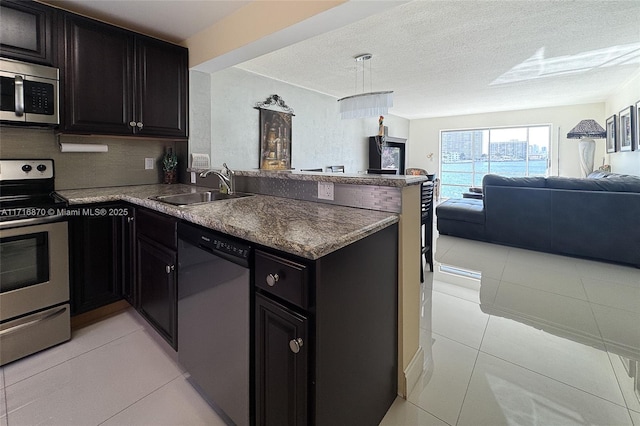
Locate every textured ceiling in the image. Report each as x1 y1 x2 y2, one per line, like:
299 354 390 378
43 0 640 120
236 0 640 119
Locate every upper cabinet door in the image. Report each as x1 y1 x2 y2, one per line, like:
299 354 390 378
60 13 188 138
135 37 188 138
0 0 57 66
63 15 134 135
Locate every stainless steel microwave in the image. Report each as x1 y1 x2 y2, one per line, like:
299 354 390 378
0 58 59 125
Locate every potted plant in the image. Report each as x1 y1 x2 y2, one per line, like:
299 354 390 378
162 148 178 184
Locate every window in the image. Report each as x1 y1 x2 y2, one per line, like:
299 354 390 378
440 125 550 199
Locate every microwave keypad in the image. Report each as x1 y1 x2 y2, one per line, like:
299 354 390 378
24 81 54 115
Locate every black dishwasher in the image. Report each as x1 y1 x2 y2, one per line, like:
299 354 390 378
177 222 251 426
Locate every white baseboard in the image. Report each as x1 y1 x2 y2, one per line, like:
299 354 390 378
402 346 425 397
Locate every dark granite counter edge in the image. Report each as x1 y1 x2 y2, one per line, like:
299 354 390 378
59 185 399 260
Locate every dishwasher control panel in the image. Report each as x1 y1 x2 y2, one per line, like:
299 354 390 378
200 234 250 259
178 222 251 263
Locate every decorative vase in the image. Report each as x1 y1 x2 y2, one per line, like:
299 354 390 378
578 138 595 178
164 170 177 184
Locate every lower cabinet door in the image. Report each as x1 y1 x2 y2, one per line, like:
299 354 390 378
69 207 122 315
255 293 308 426
137 235 177 349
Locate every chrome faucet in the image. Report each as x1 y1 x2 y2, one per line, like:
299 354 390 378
200 163 235 194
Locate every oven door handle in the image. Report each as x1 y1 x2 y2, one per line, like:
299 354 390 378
0 306 67 337
15 75 24 116
0 214 66 230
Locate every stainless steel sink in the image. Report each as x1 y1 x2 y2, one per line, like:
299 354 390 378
149 191 252 206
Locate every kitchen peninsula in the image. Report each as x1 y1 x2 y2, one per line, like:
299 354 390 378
59 171 426 424
59 183 398 259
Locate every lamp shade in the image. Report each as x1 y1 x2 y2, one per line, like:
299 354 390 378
337 53 393 119
567 119 606 139
338 91 393 119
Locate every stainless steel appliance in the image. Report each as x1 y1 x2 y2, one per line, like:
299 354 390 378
0 58 59 125
178 222 251 426
0 159 70 366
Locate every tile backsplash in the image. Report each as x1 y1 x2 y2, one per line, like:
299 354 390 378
0 126 184 190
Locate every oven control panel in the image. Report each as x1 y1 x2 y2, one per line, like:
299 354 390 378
0 159 54 180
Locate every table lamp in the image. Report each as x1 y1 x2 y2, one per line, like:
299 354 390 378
567 119 606 178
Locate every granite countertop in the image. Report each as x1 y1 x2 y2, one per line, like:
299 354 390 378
58 184 399 260
187 168 428 187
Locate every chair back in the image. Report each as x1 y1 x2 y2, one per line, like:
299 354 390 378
406 168 428 176
421 181 434 222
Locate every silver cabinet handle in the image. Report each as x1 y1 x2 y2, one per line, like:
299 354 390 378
266 273 279 286
166 264 175 274
289 338 303 354
129 121 137 127
15 75 24 116
136 122 143 129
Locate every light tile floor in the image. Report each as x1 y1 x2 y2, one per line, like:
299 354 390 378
0 308 226 426
382 234 640 426
1 234 639 425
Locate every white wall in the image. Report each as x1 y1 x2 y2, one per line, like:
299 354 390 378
605 71 640 176
408 103 606 178
189 70 212 159
189 67 409 173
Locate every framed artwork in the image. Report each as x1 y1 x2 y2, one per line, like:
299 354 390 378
255 95 294 171
606 114 617 153
619 106 633 152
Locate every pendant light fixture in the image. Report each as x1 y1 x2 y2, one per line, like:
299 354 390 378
337 54 393 119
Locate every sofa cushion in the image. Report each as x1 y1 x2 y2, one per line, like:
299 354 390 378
546 175 640 192
436 198 484 224
482 174 546 190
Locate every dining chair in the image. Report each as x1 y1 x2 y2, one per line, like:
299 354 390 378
420 180 435 282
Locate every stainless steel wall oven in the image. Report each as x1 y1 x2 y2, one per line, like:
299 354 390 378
0 159 70 366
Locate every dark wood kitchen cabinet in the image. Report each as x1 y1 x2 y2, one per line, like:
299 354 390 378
61 14 188 138
136 208 178 349
121 207 137 307
254 223 399 426
69 203 134 315
255 288 309 425
0 0 57 66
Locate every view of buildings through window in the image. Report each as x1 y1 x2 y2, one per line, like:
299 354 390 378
440 126 551 199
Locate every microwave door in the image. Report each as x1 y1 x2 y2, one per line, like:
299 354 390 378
0 74 22 121
0 73 58 124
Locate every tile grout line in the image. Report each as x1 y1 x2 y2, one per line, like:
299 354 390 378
97 373 184 426
405 398 454 426
476 346 631 412
453 309 491 426
2 325 145 391
581 274 636 416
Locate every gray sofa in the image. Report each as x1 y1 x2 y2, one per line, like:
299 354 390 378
436 172 640 266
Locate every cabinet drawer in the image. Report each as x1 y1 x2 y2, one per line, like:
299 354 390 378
136 208 177 250
255 250 308 309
